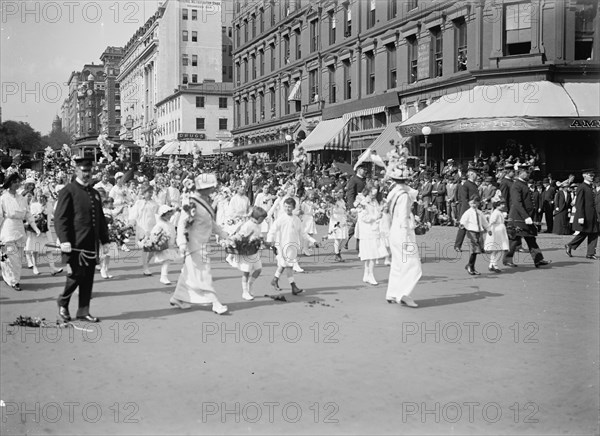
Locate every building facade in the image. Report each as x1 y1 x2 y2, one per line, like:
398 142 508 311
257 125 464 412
99 47 124 138
117 0 233 154
229 0 599 174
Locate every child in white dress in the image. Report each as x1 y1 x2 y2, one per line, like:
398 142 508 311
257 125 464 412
100 197 123 279
300 191 318 256
327 190 348 262
25 193 63 276
358 187 389 285
226 207 267 301
484 200 509 272
150 205 179 285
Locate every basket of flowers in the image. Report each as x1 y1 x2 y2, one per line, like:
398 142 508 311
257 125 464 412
141 229 170 252
224 234 263 256
107 219 134 245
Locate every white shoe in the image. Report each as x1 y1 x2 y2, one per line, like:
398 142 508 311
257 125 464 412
362 272 369 283
212 303 228 315
366 277 378 286
101 271 114 279
293 265 305 273
32 267 40 275
169 297 190 309
160 277 172 285
401 296 418 308
384 258 391 266
242 292 254 301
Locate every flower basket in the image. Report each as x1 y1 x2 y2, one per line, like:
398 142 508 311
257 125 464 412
414 222 431 236
141 230 170 252
224 235 262 256
107 219 134 244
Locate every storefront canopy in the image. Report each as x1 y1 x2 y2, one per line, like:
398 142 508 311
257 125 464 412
301 117 350 152
368 121 410 156
156 140 231 156
398 81 600 136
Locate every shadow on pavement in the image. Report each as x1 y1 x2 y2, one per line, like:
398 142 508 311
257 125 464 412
415 290 504 308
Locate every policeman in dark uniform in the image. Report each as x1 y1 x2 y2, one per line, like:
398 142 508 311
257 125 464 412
54 157 109 323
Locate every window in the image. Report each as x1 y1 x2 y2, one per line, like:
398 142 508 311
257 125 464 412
251 96 256 123
431 26 443 77
251 14 256 38
259 92 265 119
196 96 205 107
407 0 418 10
192 31 198 42
310 19 318 53
182 31 188 41
283 35 290 64
192 74 198 83
196 118 205 130
284 83 290 114
270 88 276 115
270 43 276 71
259 9 264 33
182 54 189 66
259 49 264 75
251 55 256 79
182 8 188 20
366 51 375 94
192 55 198 66
388 0 397 19
455 18 468 71
504 2 532 55
328 65 336 103
219 97 228 108
235 63 240 84
343 60 351 99
295 29 302 60
192 9 197 20
244 99 249 124
367 0 376 29
408 36 418 83
344 4 352 37
228 27 232 37
183 74 189 84
219 118 228 130
244 59 248 82
236 25 240 47
574 0 596 60
309 69 318 102
328 11 336 45
387 43 397 89
236 101 241 126
270 0 276 26
244 19 248 42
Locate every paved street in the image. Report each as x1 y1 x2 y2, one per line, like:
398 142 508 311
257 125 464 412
1 226 599 435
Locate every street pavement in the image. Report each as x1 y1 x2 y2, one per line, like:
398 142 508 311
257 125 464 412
1 226 599 435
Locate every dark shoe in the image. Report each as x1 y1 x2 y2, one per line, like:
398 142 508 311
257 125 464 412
386 299 399 304
291 282 304 295
565 244 573 257
586 255 599 260
51 268 63 276
58 307 71 322
334 253 344 262
488 266 502 273
11 283 21 291
535 260 551 268
503 262 518 268
465 265 476 275
76 314 100 323
271 277 281 292
454 246 462 253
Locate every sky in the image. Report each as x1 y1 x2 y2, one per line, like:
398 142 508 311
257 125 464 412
1 0 159 134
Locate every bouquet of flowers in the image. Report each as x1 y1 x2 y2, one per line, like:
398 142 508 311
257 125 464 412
141 228 170 252
107 219 134 245
223 233 263 256
414 221 432 235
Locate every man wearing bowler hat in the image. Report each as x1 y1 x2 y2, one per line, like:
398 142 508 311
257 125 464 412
54 157 110 323
565 169 599 260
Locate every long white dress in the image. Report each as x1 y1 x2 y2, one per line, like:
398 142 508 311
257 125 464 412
484 209 509 252
327 200 348 240
0 192 35 286
385 184 422 302
226 220 263 273
358 200 389 261
172 197 228 304
300 200 317 235
151 218 180 264
130 199 159 244
24 201 54 253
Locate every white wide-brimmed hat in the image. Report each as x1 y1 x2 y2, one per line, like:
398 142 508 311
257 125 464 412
194 173 218 190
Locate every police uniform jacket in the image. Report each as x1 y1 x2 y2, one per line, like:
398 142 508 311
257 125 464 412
572 181 599 234
508 178 536 235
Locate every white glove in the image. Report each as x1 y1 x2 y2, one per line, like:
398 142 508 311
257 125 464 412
578 218 584 224
524 217 533 225
60 242 72 253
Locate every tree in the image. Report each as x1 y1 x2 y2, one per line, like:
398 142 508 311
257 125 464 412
0 121 43 155
41 129 72 150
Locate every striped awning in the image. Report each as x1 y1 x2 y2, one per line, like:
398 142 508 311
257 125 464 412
342 106 385 121
287 80 302 101
368 122 410 156
301 117 350 151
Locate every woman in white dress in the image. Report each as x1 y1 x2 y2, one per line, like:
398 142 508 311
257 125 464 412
358 186 389 285
170 174 229 314
0 173 41 291
24 192 63 276
384 160 421 308
327 189 348 262
129 185 159 276
109 172 132 248
484 200 510 272
300 191 318 255
226 184 251 233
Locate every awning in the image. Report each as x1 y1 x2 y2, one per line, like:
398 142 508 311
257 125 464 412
156 140 231 156
220 140 288 153
368 122 410 156
342 106 385 121
287 80 301 101
398 81 600 136
301 117 350 152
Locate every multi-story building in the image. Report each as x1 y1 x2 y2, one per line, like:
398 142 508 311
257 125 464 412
99 47 124 138
118 0 233 155
229 0 599 174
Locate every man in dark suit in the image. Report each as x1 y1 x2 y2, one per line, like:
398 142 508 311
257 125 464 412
503 169 550 268
54 158 110 323
499 164 515 212
454 169 480 251
344 165 367 249
431 174 446 224
566 169 599 259
542 177 556 233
